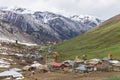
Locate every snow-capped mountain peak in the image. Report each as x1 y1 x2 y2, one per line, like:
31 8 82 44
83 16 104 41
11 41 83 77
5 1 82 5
33 11 61 23
70 15 101 23
12 7 35 14
0 7 34 14
70 15 102 27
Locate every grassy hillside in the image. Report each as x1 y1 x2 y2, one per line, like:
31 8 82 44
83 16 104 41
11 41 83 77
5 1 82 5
53 14 120 60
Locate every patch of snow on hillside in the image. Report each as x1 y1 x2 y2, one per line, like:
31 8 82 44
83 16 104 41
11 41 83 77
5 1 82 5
0 59 10 68
0 37 37 46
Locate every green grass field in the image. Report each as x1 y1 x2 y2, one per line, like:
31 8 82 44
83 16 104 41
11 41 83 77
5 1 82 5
105 77 120 80
53 14 120 60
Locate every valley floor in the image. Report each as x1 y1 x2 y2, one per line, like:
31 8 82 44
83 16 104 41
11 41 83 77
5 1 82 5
23 71 120 80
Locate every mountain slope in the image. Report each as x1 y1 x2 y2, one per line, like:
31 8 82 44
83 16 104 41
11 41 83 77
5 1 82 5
0 8 101 43
0 19 36 45
53 14 120 60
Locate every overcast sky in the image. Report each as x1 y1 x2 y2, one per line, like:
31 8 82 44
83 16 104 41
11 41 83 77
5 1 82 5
0 0 120 19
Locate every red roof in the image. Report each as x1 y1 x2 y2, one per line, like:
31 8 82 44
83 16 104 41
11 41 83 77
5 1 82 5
51 62 62 67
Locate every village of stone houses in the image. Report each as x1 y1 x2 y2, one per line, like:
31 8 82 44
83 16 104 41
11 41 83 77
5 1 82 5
0 41 120 80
